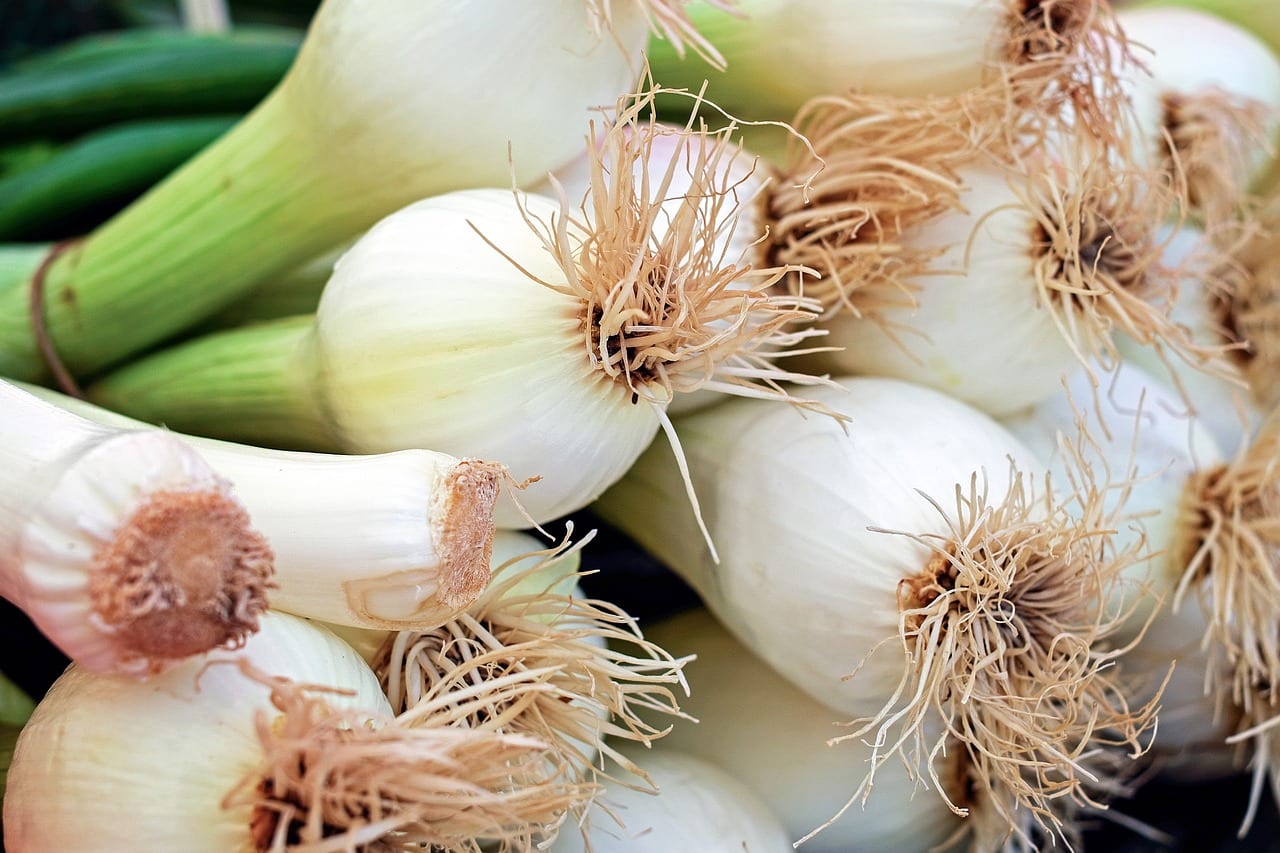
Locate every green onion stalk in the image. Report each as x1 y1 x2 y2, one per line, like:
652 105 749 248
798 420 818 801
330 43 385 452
0 0 709 386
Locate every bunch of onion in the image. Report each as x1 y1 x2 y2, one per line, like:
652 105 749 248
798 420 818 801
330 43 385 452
87 87 835 527
595 376 1160 846
761 86 1226 416
1114 6 1280 225
1119 217 1279 453
21 384 503 631
1002 361 1280 831
550 749 791 852
5 611 591 851
0 378 274 678
646 0 1133 144
369 528 691 832
0 0 733 386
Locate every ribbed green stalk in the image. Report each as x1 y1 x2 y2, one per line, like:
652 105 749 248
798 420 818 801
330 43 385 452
0 90 357 383
87 314 333 450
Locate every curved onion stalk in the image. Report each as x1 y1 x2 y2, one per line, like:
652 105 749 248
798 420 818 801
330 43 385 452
0 0 665 383
0 378 272 678
647 0 1131 139
594 377 1159 844
1116 224 1266 453
373 529 691 820
767 95 1223 416
551 749 791 852
644 608 1013 851
23 384 502 631
1116 7 1280 223
1001 362 1280 830
5 612 588 852
90 94 835 526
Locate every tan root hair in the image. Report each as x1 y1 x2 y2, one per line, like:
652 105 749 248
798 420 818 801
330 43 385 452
223 663 587 853
1210 202 1280 411
820 458 1159 849
1159 89 1274 227
1024 137 1239 400
584 0 739 69
1177 407 1280 817
998 0 1133 148
767 88 1016 328
372 531 691 832
495 82 838 416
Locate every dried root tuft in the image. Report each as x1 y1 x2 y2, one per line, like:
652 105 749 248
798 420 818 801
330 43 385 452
225 663 585 853
832 457 1160 849
502 82 837 415
1179 408 1280 806
372 532 691 835
1160 89 1273 226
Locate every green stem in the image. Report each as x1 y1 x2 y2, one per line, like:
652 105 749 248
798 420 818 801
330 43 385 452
87 314 333 450
0 90 359 383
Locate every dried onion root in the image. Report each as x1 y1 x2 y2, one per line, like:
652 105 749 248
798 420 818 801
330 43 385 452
838 458 1160 849
373 530 691 827
765 87 1229 415
228 664 586 853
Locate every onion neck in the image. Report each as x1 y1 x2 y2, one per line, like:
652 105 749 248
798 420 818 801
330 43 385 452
0 92 359 383
86 315 335 451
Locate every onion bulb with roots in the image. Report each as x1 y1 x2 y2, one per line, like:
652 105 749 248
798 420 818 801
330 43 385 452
88 89 836 527
4 612 591 851
1116 6 1280 223
760 90 1226 416
1118 217 1280 454
646 0 1133 144
595 376 1160 846
1002 360 1280 831
371 528 692 830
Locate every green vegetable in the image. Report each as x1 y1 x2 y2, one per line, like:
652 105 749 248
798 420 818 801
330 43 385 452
0 116 236 240
0 29 298 142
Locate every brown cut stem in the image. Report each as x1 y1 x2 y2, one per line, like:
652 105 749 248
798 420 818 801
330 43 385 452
88 489 274 671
